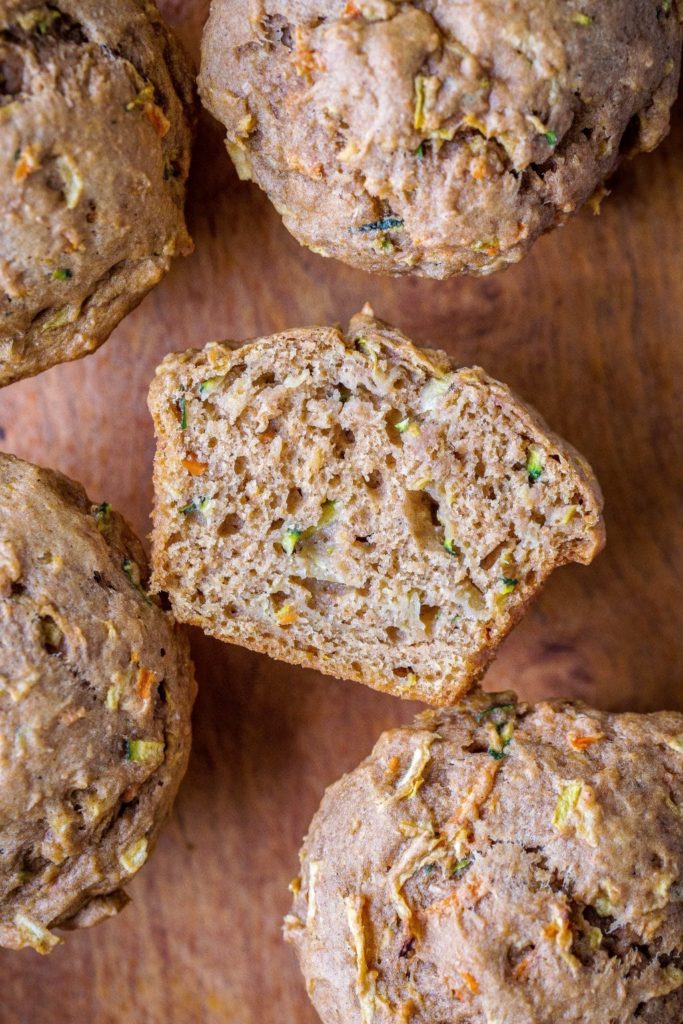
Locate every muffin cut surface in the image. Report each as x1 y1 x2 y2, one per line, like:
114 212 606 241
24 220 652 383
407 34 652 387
149 311 604 706
286 688 683 1024
0 453 196 953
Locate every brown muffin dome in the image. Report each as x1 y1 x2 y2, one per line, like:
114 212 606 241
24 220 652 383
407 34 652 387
0 0 195 387
200 0 682 278
286 688 683 1023
0 453 196 953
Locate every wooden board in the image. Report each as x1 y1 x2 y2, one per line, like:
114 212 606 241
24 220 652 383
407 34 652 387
1 3 682 1020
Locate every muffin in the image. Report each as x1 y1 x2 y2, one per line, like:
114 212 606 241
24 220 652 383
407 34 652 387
0 0 195 387
200 0 682 278
147 308 604 706
286 687 683 1023
0 452 196 953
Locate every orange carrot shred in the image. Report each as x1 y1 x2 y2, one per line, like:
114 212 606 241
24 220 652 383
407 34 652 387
145 103 171 138
182 456 208 477
512 954 534 980
136 667 158 702
461 972 479 995
14 147 41 183
568 732 605 751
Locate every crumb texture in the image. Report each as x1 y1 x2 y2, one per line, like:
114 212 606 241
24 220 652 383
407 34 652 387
287 689 683 1024
0 452 196 953
149 311 604 705
0 0 195 387
199 0 682 278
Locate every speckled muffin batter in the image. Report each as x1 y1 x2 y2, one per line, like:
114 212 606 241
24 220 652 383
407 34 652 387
200 0 682 278
0 0 195 387
286 688 683 1023
148 310 604 707
0 453 196 953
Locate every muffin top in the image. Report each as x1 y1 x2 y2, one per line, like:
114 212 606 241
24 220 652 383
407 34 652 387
287 688 683 1023
200 0 681 278
0 453 196 953
0 0 195 386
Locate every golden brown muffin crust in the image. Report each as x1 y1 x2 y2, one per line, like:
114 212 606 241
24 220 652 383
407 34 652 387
0 452 196 953
200 0 682 278
287 689 683 1023
0 0 195 386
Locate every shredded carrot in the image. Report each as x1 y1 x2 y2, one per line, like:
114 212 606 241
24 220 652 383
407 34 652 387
258 429 277 444
136 667 158 702
182 456 208 477
460 972 479 995
14 145 41 183
448 760 500 827
568 732 605 751
452 974 478 1002
292 27 323 78
512 954 534 980
425 890 460 917
145 103 171 138
343 1 361 14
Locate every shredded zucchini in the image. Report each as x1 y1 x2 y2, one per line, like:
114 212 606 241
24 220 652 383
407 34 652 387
352 218 404 235
552 780 600 846
317 500 337 527
119 837 149 875
344 895 378 1024
125 738 164 762
55 154 83 210
282 500 337 554
94 502 112 533
122 558 152 605
17 8 61 33
526 445 544 482
553 781 582 829
199 376 224 399
392 736 437 800
414 74 427 132
421 374 454 411
13 913 60 954
179 496 211 516
41 305 75 333
177 394 188 431
306 861 320 927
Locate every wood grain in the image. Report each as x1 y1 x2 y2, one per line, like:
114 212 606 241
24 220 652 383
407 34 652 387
1 3 682 1020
